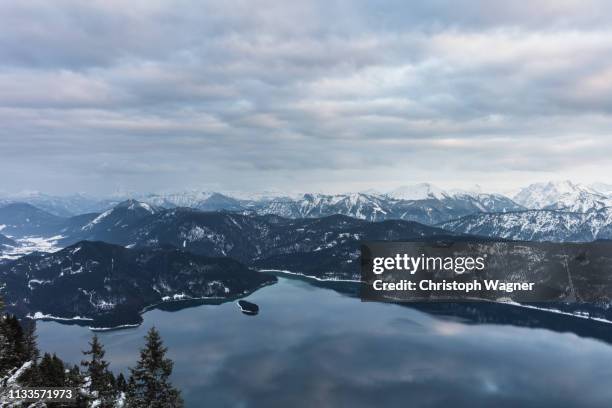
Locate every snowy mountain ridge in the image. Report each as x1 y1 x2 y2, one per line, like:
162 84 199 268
2 181 612 222
440 206 612 242
387 183 449 200
513 180 612 212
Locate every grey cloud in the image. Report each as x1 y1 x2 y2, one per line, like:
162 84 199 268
2 0 612 194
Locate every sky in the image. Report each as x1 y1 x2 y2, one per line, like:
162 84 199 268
2 0 612 196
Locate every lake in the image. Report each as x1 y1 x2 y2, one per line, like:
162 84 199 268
36 274 612 407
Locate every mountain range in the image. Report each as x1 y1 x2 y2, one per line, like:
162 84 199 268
2 180 612 245
1 180 611 246
62 201 453 270
2 198 457 272
3 181 611 221
439 207 612 242
0 202 459 325
3 180 612 327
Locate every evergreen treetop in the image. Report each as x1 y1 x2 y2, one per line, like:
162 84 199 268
127 327 183 408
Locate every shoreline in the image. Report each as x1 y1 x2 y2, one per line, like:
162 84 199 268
28 279 279 331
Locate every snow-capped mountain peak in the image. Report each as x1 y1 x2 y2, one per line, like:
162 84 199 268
387 183 448 200
82 199 159 231
513 180 611 212
137 191 215 208
115 199 158 213
590 182 612 196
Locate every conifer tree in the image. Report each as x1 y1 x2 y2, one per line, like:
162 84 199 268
0 297 91 408
22 320 40 362
0 302 41 383
52 354 66 386
127 375 136 397
81 335 115 407
4 315 25 368
106 370 117 391
67 364 83 388
0 313 31 377
0 297 11 375
127 327 183 407
116 372 128 393
66 364 89 408
36 353 52 386
38 353 66 387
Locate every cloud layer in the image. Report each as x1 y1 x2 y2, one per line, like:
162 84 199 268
2 0 612 194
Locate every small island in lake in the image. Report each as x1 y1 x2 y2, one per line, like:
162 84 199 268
238 300 259 315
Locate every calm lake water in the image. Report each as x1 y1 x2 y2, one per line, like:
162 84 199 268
36 275 612 407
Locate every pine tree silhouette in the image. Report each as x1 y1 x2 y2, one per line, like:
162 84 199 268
0 297 11 376
116 372 128 393
127 327 183 407
22 320 39 362
81 335 116 407
39 353 66 387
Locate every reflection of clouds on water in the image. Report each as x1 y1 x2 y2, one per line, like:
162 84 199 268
203 329 612 407
431 321 466 336
37 278 612 408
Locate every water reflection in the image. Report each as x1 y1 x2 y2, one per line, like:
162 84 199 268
37 277 612 407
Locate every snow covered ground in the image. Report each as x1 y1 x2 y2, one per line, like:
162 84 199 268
0 361 34 407
0 235 64 260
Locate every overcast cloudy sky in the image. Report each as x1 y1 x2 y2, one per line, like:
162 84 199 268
2 0 612 195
